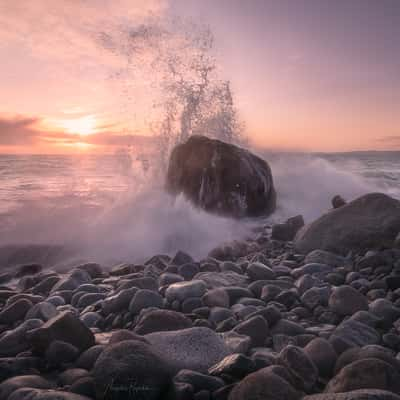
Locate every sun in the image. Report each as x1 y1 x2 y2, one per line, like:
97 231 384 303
58 115 98 136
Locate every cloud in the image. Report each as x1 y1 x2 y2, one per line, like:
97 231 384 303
0 0 167 65
0 115 43 145
376 136 400 144
0 114 155 150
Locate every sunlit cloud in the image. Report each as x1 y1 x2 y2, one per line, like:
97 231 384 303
377 136 400 144
0 113 156 153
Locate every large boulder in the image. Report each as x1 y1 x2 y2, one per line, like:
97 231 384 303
145 327 231 373
92 340 171 400
28 311 95 354
295 193 400 255
166 135 276 218
228 368 300 400
325 358 400 394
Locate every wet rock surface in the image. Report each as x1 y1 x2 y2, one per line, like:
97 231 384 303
166 135 276 217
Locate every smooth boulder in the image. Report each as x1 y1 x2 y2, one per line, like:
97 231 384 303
28 311 94 354
92 340 171 400
145 327 231 373
295 193 400 254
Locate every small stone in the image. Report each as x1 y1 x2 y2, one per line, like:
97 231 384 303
279 345 318 392
25 301 58 322
329 285 368 317
166 280 207 302
0 299 33 324
209 353 255 380
247 262 276 281
129 289 163 314
45 340 79 365
232 315 269 347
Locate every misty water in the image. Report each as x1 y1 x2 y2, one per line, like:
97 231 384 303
1 150 399 266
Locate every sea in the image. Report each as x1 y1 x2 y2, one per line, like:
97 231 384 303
0 150 399 267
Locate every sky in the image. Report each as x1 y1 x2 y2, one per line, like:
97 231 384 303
0 0 399 153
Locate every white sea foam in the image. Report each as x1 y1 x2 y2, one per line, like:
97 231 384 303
0 151 399 266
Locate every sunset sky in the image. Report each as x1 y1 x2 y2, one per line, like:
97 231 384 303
1 0 399 153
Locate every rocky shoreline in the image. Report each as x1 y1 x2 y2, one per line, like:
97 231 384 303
0 193 399 400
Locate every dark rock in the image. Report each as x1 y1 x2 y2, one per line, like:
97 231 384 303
59 369 90 386
108 330 148 345
102 287 138 315
221 331 251 354
334 345 400 374
304 390 400 400
31 276 61 295
25 301 58 322
129 289 163 314
332 195 346 209
28 311 95 354
209 307 235 326
76 263 103 279
232 316 269 347
81 312 103 328
182 297 203 313
45 340 79 365
0 319 43 356
8 389 92 400
329 285 368 317
228 368 300 400
16 263 43 277
75 345 105 370
247 262 275 281
325 358 400 394
0 298 32 324
0 375 53 400
51 269 91 293
195 272 247 289
304 337 337 377
77 293 106 309
304 250 346 268
272 215 304 241
179 263 200 280
329 320 380 354
171 250 194 266
302 287 330 310
246 305 282 326
166 135 276 218
145 327 231 373
159 272 184 287
209 354 255 380
93 340 171 400
70 377 96 398
270 319 306 336
295 193 400 255
202 288 230 308
134 309 192 334
166 280 207 302
0 357 43 382
278 345 318 392
225 287 253 304
174 370 224 392
260 284 281 302
369 299 400 327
